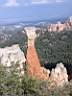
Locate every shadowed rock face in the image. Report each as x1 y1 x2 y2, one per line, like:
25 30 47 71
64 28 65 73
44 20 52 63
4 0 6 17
0 44 26 76
25 27 50 80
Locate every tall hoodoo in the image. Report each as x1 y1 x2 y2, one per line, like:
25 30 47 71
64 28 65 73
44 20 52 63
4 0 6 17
24 27 68 87
25 27 50 80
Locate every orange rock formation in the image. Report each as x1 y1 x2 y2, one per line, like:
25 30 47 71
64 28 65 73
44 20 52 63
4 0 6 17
25 27 50 80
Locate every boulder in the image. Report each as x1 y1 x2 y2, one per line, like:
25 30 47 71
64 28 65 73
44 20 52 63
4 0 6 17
0 44 26 76
50 63 68 87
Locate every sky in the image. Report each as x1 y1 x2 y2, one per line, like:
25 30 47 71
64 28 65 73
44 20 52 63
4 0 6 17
0 0 72 23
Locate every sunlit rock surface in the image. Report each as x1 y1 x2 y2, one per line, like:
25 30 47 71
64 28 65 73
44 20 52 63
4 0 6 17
24 27 37 47
48 22 65 32
25 27 50 80
65 16 72 30
0 44 26 76
50 63 68 87
48 16 72 32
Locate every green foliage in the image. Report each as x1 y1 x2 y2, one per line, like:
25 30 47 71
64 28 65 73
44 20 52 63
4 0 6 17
0 64 72 96
0 30 27 55
35 30 72 65
21 74 40 96
0 64 21 96
48 80 72 96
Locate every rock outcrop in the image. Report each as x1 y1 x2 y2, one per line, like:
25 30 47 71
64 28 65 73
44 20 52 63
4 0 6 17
25 27 50 80
0 44 26 76
65 16 72 30
48 22 65 32
48 16 72 32
49 63 68 87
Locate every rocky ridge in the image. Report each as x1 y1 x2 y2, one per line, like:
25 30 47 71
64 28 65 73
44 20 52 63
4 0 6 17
48 16 72 32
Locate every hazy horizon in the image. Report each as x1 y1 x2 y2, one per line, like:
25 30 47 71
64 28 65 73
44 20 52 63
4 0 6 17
0 0 72 23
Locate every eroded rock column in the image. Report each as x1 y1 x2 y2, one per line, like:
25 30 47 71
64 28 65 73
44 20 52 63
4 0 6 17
25 27 50 80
